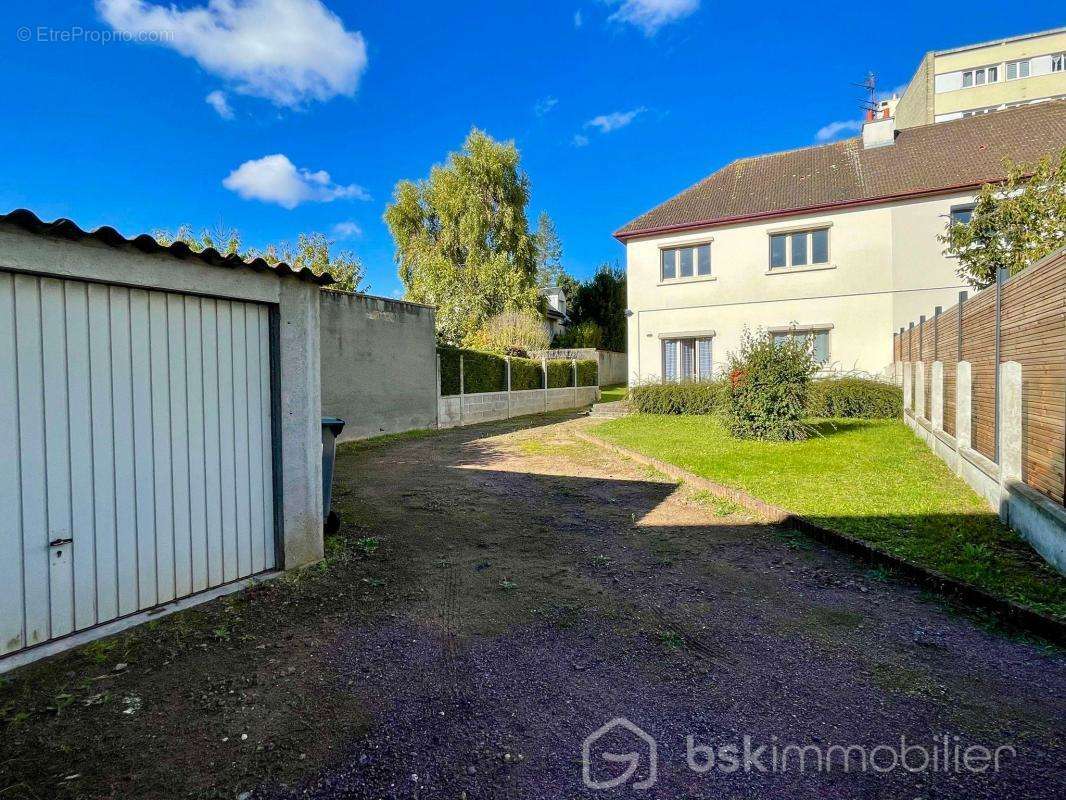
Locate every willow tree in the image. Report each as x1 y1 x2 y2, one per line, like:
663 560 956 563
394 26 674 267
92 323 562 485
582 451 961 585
384 129 540 343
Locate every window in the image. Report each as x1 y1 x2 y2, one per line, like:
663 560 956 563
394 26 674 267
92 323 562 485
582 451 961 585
769 228 829 271
1006 59 1030 80
660 243 712 281
950 203 975 226
771 328 831 363
1054 53 1066 73
661 337 713 381
962 65 999 87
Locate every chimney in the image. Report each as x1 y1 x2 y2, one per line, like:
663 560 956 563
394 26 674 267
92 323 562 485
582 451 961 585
862 98 897 149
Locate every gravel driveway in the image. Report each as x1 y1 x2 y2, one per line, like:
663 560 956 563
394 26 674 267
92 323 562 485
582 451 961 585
3 414 1063 799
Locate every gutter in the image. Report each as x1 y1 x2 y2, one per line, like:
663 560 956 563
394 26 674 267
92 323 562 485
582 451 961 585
613 179 998 243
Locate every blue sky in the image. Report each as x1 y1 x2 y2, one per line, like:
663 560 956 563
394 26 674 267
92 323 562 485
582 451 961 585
1 1 1062 298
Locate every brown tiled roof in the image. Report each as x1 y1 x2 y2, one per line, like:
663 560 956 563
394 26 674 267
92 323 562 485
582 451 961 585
0 208 334 285
615 100 1066 240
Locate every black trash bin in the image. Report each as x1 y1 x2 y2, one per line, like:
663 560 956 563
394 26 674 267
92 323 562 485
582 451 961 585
321 417 346 534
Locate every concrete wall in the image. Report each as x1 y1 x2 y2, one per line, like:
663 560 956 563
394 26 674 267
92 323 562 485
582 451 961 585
320 291 437 442
438 385 599 429
624 193 973 384
895 53 935 130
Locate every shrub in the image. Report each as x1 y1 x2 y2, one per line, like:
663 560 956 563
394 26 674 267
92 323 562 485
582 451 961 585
464 310 550 354
553 320 603 349
510 356 543 390
721 328 816 441
437 346 506 395
806 377 902 419
576 359 598 387
546 360 572 388
629 380 723 415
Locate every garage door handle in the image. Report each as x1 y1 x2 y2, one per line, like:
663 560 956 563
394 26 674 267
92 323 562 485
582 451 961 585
49 537 73 547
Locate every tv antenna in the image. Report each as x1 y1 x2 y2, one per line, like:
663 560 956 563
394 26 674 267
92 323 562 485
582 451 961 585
853 71 879 114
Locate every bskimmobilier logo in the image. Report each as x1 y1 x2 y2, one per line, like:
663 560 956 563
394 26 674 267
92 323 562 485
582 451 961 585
582 717 658 790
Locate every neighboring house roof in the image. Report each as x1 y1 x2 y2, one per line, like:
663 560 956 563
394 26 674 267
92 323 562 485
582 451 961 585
615 100 1066 241
0 208 334 285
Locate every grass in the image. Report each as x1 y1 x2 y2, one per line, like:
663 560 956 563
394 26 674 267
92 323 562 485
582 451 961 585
591 414 1066 620
598 384 628 403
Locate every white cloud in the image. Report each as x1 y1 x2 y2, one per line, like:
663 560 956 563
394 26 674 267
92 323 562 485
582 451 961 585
205 89 234 119
815 119 863 142
574 9 583 28
222 154 370 209
606 0 699 35
585 107 645 133
96 0 368 107
331 221 363 239
572 133 590 147
535 96 559 116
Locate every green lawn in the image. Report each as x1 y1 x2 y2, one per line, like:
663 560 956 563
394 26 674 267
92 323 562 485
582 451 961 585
598 384 628 403
591 414 1066 620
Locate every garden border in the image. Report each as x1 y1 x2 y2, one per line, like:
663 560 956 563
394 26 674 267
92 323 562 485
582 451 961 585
574 427 1065 644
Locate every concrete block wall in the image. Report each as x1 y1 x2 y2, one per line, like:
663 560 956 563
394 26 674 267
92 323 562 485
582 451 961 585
899 359 1066 574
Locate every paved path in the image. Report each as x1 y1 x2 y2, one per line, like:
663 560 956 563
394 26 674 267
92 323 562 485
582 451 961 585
268 415 1065 799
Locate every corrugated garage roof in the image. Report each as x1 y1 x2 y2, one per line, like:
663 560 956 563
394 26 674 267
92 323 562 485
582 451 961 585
0 208 335 285
615 100 1066 240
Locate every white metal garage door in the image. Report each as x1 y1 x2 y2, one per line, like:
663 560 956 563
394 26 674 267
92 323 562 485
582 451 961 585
0 271 277 658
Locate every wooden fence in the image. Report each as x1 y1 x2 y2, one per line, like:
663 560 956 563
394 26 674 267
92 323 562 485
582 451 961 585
893 247 1065 506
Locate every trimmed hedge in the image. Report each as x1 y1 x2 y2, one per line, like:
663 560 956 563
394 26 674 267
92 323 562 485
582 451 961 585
576 359 598 387
546 360 572 389
630 380 724 415
806 377 902 419
438 346 462 395
510 357 543 390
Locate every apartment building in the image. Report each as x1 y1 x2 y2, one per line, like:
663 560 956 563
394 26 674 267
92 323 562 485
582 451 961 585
895 27 1066 128
616 101 1065 385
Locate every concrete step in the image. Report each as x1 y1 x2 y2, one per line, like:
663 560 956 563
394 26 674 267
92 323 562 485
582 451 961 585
588 400 630 420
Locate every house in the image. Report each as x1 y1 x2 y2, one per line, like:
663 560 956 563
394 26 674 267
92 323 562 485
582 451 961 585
616 99 1065 385
0 209 329 670
541 285 569 340
895 27 1066 128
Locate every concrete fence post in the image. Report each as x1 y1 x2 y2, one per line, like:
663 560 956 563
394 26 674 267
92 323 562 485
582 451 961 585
931 361 944 432
956 361 972 453
542 357 548 413
459 354 464 426
505 356 512 419
914 361 926 421
435 352 442 429
572 359 578 406
902 362 912 412
998 361 1022 485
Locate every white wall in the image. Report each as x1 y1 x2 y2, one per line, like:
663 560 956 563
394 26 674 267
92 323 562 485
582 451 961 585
624 193 973 383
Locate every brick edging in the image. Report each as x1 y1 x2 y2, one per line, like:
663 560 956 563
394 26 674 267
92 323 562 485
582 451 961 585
573 429 1065 644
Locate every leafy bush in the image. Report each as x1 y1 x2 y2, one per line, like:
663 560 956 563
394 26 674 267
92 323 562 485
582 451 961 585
721 328 816 441
546 360 573 388
806 377 902 419
464 310 550 354
437 346 506 395
553 320 603 349
629 380 723 415
576 359 598 387
510 356 543 390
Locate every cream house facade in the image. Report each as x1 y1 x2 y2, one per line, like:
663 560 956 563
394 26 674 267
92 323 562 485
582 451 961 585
895 27 1066 128
617 101 1065 385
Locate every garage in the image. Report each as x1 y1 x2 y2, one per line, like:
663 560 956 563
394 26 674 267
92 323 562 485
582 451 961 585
0 210 329 666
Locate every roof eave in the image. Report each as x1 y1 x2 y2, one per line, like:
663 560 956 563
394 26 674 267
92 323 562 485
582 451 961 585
613 180 998 243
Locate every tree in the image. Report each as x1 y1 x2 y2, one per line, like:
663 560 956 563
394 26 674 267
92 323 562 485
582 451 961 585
570 263 627 352
940 148 1066 288
464 310 550 354
153 225 365 292
384 128 540 344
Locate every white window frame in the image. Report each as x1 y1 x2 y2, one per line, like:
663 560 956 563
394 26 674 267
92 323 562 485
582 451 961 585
767 226 831 272
660 336 714 382
659 240 714 284
1053 53 1066 73
1005 59 1031 80
962 63 1000 88
768 325 833 364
